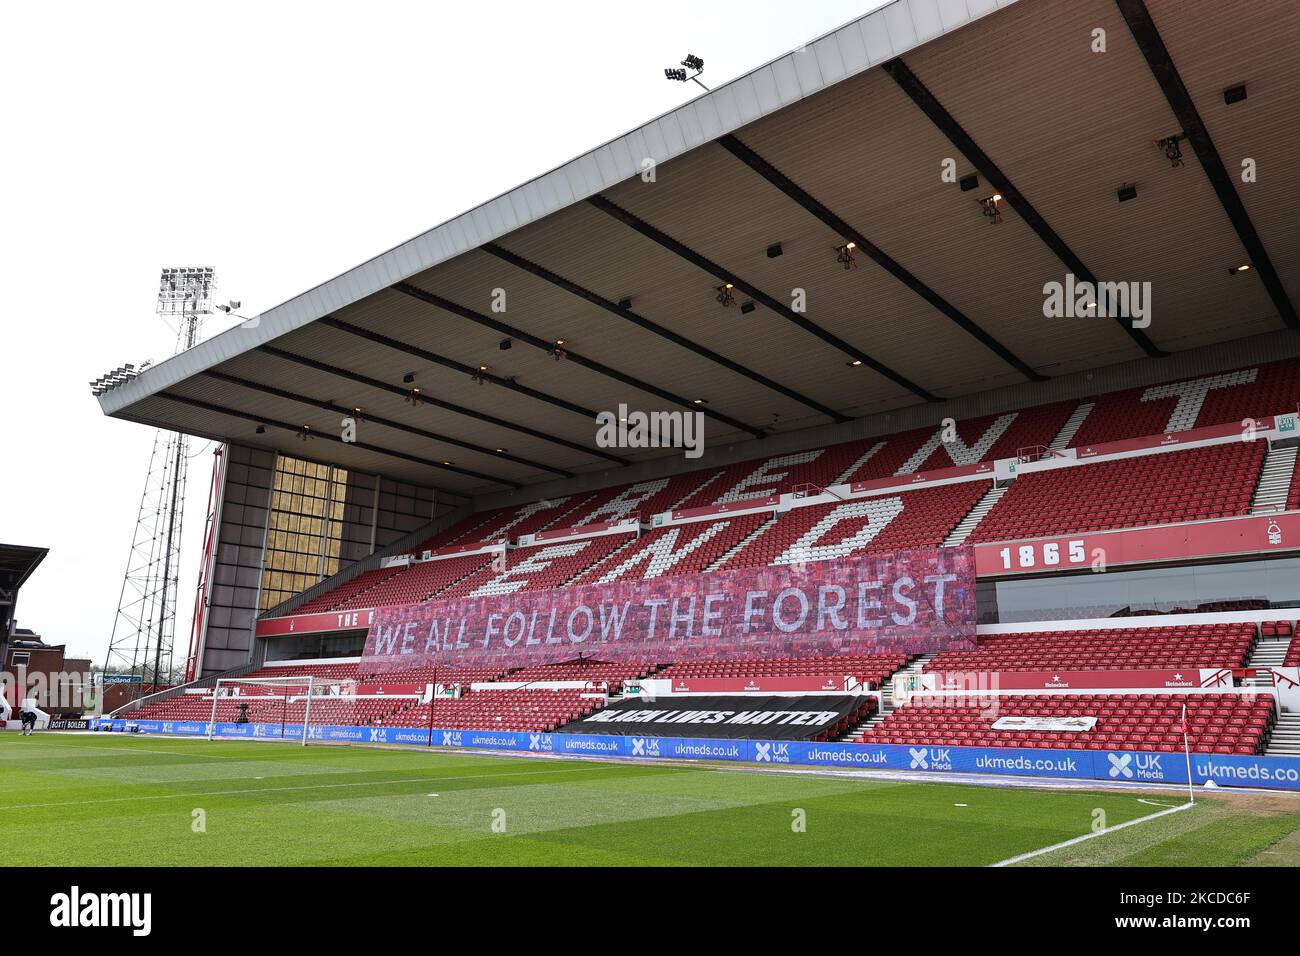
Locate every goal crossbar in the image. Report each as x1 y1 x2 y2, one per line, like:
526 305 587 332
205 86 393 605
208 676 357 746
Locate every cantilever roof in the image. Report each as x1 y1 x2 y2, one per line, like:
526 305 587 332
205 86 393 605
97 0 1300 496
0 544 49 592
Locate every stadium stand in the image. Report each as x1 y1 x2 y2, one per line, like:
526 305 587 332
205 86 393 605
131 676 606 734
966 442 1265 543
926 624 1257 673
1067 364 1300 448
502 660 657 694
131 617 1285 755
133 696 408 726
575 512 770 583
656 654 907 689
291 568 404 615
855 693 1275 755
1280 623 1300 667
369 689 603 733
831 402 1079 485
333 552 497 610
720 481 990 570
442 532 637 598
249 662 362 680
272 359 1300 617
117 358 1300 763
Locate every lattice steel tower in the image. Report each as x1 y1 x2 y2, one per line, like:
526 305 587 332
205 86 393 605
104 268 215 690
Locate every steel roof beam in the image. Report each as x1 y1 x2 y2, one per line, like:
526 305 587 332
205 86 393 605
587 194 940 403
201 369 574 479
1115 0 1297 329
318 316 597 420
483 242 850 423
258 343 629 466
883 56 1167 358
717 133 1047 383
157 391 520 488
391 280 768 438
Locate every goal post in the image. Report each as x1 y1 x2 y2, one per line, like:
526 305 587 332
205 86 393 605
207 675 358 746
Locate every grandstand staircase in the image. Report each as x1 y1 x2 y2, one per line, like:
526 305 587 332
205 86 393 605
705 514 779 572
834 440 886 485
1244 631 1293 688
1265 714 1300 756
563 533 642 586
839 705 886 741
942 485 1009 547
431 556 499 601
1249 443 1299 514
891 654 934 702
1048 401 1095 451
839 654 933 740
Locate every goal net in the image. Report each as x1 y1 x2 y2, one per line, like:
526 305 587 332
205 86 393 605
207 676 363 745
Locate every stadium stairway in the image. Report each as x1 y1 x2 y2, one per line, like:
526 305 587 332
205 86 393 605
837 650 920 738
839 698 890 741
1244 626 1293 689
942 484 1009 547
705 514 780 571
895 654 934 690
838 653 936 740
1250 444 1299 514
837 702 889 738
1266 714 1300 756
1047 401 1095 451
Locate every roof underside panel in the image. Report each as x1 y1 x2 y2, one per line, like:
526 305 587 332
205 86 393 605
902 0 1286 354
98 0 1300 501
1145 0 1300 314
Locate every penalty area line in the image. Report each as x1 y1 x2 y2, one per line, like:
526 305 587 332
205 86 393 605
989 801 1194 867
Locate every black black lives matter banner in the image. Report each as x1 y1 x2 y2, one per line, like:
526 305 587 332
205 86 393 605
563 695 864 741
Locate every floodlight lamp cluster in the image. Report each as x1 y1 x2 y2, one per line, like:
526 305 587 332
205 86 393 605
157 266 216 315
90 363 141 396
664 53 707 89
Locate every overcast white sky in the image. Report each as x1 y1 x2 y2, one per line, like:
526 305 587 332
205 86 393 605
0 0 888 665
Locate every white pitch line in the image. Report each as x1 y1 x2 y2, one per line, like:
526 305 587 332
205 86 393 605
1137 797 1183 809
989 801 1194 867
0 740 248 760
0 764 597 811
5 749 249 764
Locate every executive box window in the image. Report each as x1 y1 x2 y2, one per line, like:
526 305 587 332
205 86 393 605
264 632 366 662
979 555 1300 624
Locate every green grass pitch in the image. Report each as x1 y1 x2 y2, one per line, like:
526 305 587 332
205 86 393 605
2 734 1298 866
